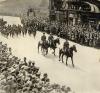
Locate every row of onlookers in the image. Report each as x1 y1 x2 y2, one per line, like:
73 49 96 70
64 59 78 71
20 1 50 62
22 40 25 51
1 16 100 48
0 41 73 93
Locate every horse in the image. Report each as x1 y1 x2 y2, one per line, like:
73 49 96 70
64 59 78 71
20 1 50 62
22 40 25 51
38 38 60 56
38 40 49 56
48 38 60 56
59 45 77 67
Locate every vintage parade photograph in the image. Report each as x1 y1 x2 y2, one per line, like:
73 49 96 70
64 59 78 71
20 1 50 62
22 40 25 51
0 0 100 93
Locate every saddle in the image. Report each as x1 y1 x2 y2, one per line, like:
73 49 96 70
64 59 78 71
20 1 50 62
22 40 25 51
66 48 70 54
63 47 70 54
42 41 48 48
49 40 55 48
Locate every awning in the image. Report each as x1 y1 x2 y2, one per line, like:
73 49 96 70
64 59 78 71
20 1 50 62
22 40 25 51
85 2 100 13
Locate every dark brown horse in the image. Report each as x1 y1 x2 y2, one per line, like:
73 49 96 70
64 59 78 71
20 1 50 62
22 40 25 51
59 45 77 67
49 38 60 56
38 38 60 56
38 40 49 56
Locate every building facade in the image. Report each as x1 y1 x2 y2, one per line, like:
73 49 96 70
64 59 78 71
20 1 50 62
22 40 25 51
49 0 100 27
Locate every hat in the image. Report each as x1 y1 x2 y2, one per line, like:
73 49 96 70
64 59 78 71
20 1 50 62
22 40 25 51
32 62 35 65
36 72 41 76
43 73 48 77
50 33 52 35
36 67 39 70
67 87 71 91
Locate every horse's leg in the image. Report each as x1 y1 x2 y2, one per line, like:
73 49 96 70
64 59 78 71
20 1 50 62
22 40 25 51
33 32 36 38
42 48 44 55
42 47 46 56
46 48 48 55
54 49 55 56
46 49 48 55
71 57 74 67
66 56 68 66
41 46 42 52
45 48 48 55
38 43 40 53
44 49 47 56
59 49 61 61
35 32 36 38
62 54 64 63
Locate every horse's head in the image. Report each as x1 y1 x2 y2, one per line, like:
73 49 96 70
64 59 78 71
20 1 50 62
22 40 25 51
55 38 60 45
72 45 77 52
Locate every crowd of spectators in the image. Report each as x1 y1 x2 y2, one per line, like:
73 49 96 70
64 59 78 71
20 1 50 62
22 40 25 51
0 42 73 93
20 15 100 48
0 15 100 48
58 24 100 48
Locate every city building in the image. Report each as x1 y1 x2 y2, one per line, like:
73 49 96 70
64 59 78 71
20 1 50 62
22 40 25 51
49 0 100 28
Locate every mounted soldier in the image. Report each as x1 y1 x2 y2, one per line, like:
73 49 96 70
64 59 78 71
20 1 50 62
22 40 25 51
38 33 60 56
41 33 47 46
63 39 69 52
48 33 54 47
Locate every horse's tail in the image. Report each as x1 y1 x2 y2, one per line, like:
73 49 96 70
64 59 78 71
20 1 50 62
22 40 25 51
59 48 61 61
33 31 36 38
59 48 62 54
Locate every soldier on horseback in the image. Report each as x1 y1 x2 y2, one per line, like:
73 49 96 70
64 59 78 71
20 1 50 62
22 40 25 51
41 33 46 46
63 39 69 52
48 33 54 47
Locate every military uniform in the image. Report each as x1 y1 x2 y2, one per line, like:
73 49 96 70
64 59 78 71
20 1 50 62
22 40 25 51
41 35 46 42
41 33 46 47
48 34 54 46
63 40 69 52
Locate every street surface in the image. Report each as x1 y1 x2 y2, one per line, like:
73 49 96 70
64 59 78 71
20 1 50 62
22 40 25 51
0 16 100 93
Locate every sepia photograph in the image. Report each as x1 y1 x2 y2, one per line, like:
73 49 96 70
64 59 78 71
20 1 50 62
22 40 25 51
0 0 100 93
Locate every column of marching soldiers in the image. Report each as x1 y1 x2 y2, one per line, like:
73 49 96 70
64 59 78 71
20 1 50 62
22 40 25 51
0 20 73 93
0 17 100 48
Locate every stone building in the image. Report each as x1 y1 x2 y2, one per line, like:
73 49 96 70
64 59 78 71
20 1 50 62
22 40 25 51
49 0 100 28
